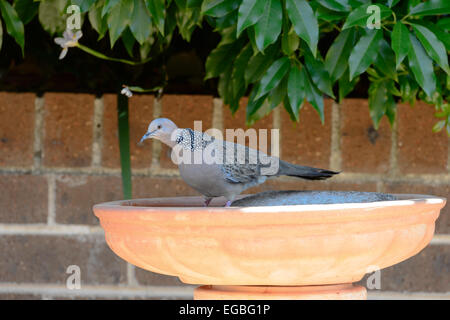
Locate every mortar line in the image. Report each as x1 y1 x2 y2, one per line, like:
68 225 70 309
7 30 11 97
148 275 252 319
126 263 138 287
447 135 450 173
212 97 224 133
47 174 56 225
0 223 104 235
330 101 342 171
389 115 399 176
33 96 45 172
273 105 282 159
2 167 450 184
0 283 194 299
91 96 104 168
367 291 450 300
150 96 163 171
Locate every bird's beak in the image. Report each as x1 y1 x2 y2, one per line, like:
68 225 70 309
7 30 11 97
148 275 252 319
139 130 156 144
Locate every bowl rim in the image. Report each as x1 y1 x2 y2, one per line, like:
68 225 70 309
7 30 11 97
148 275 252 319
93 193 446 214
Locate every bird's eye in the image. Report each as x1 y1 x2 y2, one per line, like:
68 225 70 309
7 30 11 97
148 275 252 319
157 125 161 129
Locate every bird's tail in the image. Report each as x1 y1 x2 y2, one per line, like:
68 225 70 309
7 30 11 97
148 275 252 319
277 160 339 180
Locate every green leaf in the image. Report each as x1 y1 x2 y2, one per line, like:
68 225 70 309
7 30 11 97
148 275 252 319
176 5 202 41
432 120 446 133
205 36 245 79
399 75 418 105
303 67 325 122
237 0 266 37
374 38 397 79
282 25 299 56
324 28 356 82
14 0 39 25
246 84 268 120
338 68 359 103
230 43 253 109
102 0 120 17
0 0 25 54
408 33 436 98
187 0 203 7
107 0 133 48
285 0 319 57
212 9 237 29
387 0 401 7
413 20 450 51
202 0 240 17
283 93 301 121
146 0 165 34
304 49 335 98
121 27 135 57
129 0 151 45
0 17 2 51
244 43 278 84
268 74 288 110
410 0 450 16
437 17 450 32
316 0 351 12
287 65 306 118
117 94 132 200
342 3 392 29
315 5 347 22
348 29 382 81
71 0 96 12
411 23 450 75
391 22 409 68
368 80 396 128
89 0 108 39
255 56 290 99
253 0 282 52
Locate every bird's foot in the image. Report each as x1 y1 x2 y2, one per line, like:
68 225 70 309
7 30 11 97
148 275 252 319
203 198 212 207
224 200 232 207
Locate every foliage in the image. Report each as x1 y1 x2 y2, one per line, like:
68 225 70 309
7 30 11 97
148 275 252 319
0 0 449 130
0 0 449 197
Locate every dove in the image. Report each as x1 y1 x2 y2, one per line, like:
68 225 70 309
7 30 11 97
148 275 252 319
140 118 338 207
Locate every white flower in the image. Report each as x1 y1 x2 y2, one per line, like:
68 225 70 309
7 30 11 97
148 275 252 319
121 86 133 97
54 29 83 60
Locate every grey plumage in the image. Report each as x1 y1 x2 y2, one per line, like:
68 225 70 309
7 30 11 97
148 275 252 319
140 118 339 206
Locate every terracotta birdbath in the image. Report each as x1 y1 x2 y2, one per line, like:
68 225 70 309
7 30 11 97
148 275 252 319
93 192 446 300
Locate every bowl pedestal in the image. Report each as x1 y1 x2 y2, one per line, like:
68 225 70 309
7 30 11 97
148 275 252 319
194 284 367 300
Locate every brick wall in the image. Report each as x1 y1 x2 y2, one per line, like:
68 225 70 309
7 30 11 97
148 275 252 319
0 92 448 300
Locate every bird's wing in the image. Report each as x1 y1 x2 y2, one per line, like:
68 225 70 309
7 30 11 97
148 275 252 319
219 140 271 184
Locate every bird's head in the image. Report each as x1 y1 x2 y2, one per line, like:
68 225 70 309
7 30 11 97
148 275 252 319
139 118 178 146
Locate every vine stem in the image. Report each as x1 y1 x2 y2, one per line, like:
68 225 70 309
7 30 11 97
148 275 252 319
76 43 152 65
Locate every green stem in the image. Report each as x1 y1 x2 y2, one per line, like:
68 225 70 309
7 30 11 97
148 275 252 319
77 43 151 66
127 85 164 93
117 94 132 200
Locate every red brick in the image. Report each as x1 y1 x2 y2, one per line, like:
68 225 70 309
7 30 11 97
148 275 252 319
397 102 448 174
357 245 450 292
0 174 48 223
341 99 391 173
132 176 199 199
102 94 153 169
0 92 35 167
43 93 94 167
159 95 213 168
383 182 449 234
0 235 127 285
55 175 122 225
281 100 332 169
